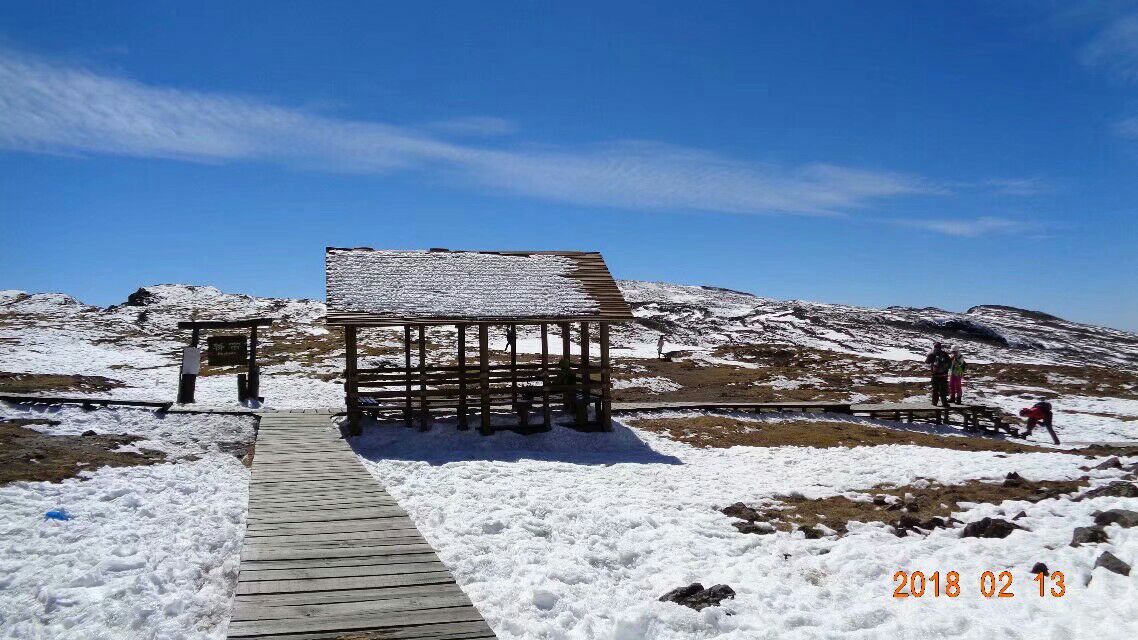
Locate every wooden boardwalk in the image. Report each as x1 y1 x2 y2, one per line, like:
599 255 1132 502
612 400 1006 429
227 413 495 640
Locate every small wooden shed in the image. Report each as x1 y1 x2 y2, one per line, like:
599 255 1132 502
325 248 633 435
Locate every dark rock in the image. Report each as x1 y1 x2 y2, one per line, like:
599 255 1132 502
800 526 825 539
659 583 736 610
872 495 888 506
81 430 97 437
905 501 920 512
659 583 703 603
920 517 947 530
733 521 775 535
1093 509 1138 529
1003 472 1026 487
1070 526 1109 547
1079 482 1138 500
1094 552 1131 576
961 517 1021 539
1094 457 1122 470
721 502 759 522
1012 511 1029 521
1030 562 1048 575
124 287 159 306
886 502 903 511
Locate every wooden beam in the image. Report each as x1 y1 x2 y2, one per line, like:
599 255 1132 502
457 324 468 430
345 325 360 436
577 322 589 425
479 325 490 435
541 323 551 430
600 322 611 431
403 326 412 427
560 322 571 411
248 325 260 400
417 325 428 431
510 324 518 406
178 318 273 330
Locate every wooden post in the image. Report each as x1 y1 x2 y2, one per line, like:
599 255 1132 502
403 325 412 427
577 322 589 425
345 325 360 436
560 322 572 410
457 324 468 430
600 322 611 431
247 325 259 400
541 323 551 430
479 324 491 435
418 325 429 431
509 323 518 406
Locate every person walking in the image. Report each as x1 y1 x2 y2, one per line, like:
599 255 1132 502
925 342 952 407
948 348 967 404
657 334 666 360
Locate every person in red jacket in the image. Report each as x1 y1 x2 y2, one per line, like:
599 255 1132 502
1019 401 1059 444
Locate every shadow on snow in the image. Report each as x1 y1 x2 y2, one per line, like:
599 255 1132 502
347 414 683 466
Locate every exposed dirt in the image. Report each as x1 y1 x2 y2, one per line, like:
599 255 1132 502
0 371 124 394
0 419 167 484
631 415 1051 454
725 475 1089 536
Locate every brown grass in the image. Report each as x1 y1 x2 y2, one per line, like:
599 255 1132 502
631 415 1050 454
612 347 1138 406
733 476 1088 535
0 371 124 394
0 419 166 484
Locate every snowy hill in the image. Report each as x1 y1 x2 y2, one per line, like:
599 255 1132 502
2 281 1136 440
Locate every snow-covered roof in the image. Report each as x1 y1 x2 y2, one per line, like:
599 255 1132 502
324 248 633 325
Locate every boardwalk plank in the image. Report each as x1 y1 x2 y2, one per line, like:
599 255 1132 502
235 570 457 595
228 605 486 637
230 593 475 622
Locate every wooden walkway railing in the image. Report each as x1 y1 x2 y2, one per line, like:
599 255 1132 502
226 412 495 640
612 400 1007 430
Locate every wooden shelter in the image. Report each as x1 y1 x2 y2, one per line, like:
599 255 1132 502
325 247 633 435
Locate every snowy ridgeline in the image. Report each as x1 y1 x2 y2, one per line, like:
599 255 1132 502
0 405 253 639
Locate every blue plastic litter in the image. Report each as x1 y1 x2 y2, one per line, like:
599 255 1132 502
44 509 73 521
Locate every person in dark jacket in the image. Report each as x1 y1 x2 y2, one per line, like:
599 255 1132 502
925 342 952 407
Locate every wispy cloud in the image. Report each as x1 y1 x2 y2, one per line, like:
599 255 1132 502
890 216 1027 237
0 48 979 227
1117 116 1138 137
980 177 1051 196
424 116 518 137
1080 12 1138 80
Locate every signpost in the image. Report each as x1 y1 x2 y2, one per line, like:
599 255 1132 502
178 347 201 403
175 319 271 404
207 335 248 366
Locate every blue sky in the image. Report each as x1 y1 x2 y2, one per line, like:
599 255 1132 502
1 1 1136 329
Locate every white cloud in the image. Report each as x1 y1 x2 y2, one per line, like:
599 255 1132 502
981 177 1050 196
0 49 963 225
1080 12 1138 80
424 116 518 137
1117 116 1138 137
892 216 1026 237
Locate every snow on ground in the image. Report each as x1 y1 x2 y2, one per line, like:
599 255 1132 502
613 376 683 393
352 414 1138 640
0 405 252 639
